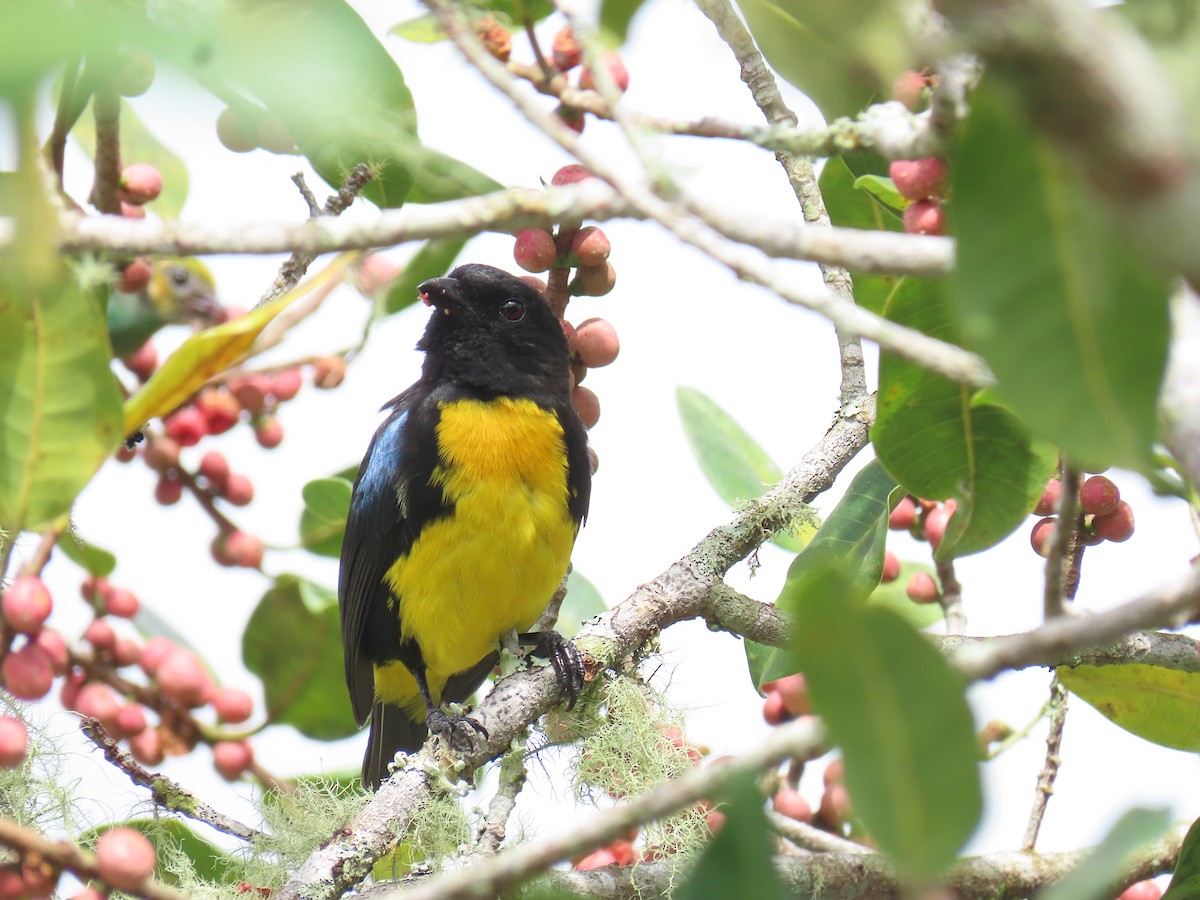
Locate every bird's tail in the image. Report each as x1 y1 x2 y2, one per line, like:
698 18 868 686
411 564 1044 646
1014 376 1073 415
362 651 500 790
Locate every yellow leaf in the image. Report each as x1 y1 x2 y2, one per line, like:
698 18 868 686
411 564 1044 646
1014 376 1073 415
1059 662 1200 752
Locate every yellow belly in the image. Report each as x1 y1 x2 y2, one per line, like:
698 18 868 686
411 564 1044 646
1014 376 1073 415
377 397 576 712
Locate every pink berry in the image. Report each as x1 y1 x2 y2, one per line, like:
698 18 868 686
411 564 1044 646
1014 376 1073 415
153 473 184 506
513 228 558 274
269 368 303 402
1034 478 1061 516
888 496 917 530
122 341 158 380
773 788 813 823
105 589 139 619
762 690 788 725
0 867 25 900
570 261 617 297
2 577 52 634
1080 475 1120 517
222 473 255 507
775 674 811 717
223 531 265 569
572 386 600 429
575 847 618 871
888 158 948 201
571 226 611 267
254 418 284 449
554 105 586 134
96 828 156 890
903 199 944 235
0 717 28 768
120 202 146 220
551 165 594 186
579 52 630 92
1030 517 1058 559
33 630 68 675
212 740 254 781
573 317 620 368
211 687 254 724
130 728 164 766
115 50 156 98
84 619 117 652
117 259 152 294
881 550 901 583
906 572 940 604
163 407 207 447
73 683 120 726
892 70 928 111
1094 500 1135 542
311 356 346 390
114 704 147 737
118 163 163 206
552 26 581 71
353 254 401 297
922 500 955 549
156 649 211 707
139 637 175 676
60 670 85 710
199 451 230 490
195 389 240 435
142 436 180 471
819 782 852 830
1119 880 1163 900
112 638 142 668
228 375 270 416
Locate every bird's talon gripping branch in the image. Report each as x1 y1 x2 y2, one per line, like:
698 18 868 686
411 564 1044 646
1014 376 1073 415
427 709 489 751
520 631 585 710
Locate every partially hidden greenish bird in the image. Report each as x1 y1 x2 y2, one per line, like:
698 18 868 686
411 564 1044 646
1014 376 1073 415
106 258 223 358
338 263 591 789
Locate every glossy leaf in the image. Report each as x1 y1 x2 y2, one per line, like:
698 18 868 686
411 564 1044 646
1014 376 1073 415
733 0 905 119
677 772 787 900
853 174 908 213
70 99 189 219
243 575 359 740
953 81 1171 471
559 569 605 638
0 272 123 533
389 16 445 42
1058 664 1200 752
123 256 352 436
1162 815 1200 900
818 157 900 315
1040 807 1171 900
600 0 649 43
873 277 1057 559
57 530 117 577
676 386 809 553
405 148 503 205
300 477 352 558
792 568 981 881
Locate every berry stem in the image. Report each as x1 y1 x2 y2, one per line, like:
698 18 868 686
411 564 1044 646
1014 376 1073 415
1042 464 1083 619
86 64 122 215
934 557 967 634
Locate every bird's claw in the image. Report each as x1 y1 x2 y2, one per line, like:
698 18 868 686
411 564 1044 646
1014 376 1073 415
520 631 585 710
426 708 488 751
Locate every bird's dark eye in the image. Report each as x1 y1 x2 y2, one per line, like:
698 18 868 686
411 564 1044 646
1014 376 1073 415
170 267 189 286
499 299 525 322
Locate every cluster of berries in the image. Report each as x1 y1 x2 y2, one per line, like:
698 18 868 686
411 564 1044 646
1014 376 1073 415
1029 474 1135 557
0 575 257 786
0 825 157 900
109 161 166 293
888 71 948 236
886 496 957 605
548 27 629 134
215 107 295 155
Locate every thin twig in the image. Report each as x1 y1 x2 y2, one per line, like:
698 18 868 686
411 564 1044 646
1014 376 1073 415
469 747 527 862
87 74 121 215
1022 676 1068 851
766 809 870 856
1043 464 1082 619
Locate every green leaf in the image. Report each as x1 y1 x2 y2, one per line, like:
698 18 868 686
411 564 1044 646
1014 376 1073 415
389 15 446 42
676 386 809 553
1163 816 1200 900
853 174 908 213
600 0 649 43
1058 664 1200 752
818 158 900 315
300 477 352 558
873 277 1058 558
382 238 468 317
792 568 982 881
732 0 906 119
1040 807 1171 900
0 272 123 533
405 147 504 205
243 574 359 740
952 80 1171 471
677 772 787 900
57 531 117 577
754 459 897 685
559 569 605 638
70 99 189 219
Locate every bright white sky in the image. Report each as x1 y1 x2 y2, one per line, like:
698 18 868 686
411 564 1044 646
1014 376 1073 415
17 0 1200 881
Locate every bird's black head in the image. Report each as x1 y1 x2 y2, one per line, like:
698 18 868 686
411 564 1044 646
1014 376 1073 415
416 264 571 398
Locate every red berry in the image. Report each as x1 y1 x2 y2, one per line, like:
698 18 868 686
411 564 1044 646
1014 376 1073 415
154 473 183 506
118 163 163 206
198 451 230 490
607 839 636 866
157 649 211 707
881 550 901 583
85 619 117 652
96 828 156 891
105 589 139 619
1119 880 1163 900
552 26 581 71
269 368 303 402
773 673 810 717
892 70 928 111
120 202 146 220
923 500 955 549
570 261 616 297
139 637 175 676
819 783 851 830
574 847 618 870
906 572 940 604
195 389 240 435
889 158 948 201
2 576 53 634
513 228 558 274
112 638 141 668
223 531 265 569
1080 475 1120 517
1030 517 1058 558
59 670 85 710
353 254 401 298
142 436 180 471
473 16 511 62
117 259 152 293
114 51 156 98
228 375 271 415
888 496 917 530
571 226 611 267
573 317 620 368
312 356 346 390
73 683 121 724
773 788 813 823
17 862 56 899
163 407 207 447
33 630 68 674
579 52 630 92
3 643 56 699
554 105 586 134
0 716 28 768
762 689 789 725
254 418 284 449
130 728 164 766
222 474 255 507
1094 500 1135 542
212 740 254 780
1034 478 1061 516
216 107 257 153
211 687 254 724
0 867 25 900
572 386 600 429
114 704 148 737
551 165 594 186
122 342 158 380
903 199 944 235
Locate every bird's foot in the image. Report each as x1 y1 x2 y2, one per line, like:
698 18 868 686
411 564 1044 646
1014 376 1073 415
426 707 488 751
519 631 585 709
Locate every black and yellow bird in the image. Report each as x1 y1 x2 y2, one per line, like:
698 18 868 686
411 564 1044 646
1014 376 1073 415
339 263 591 789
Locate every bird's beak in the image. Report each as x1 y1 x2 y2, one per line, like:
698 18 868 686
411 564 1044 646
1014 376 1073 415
418 277 458 314
183 293 224 323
